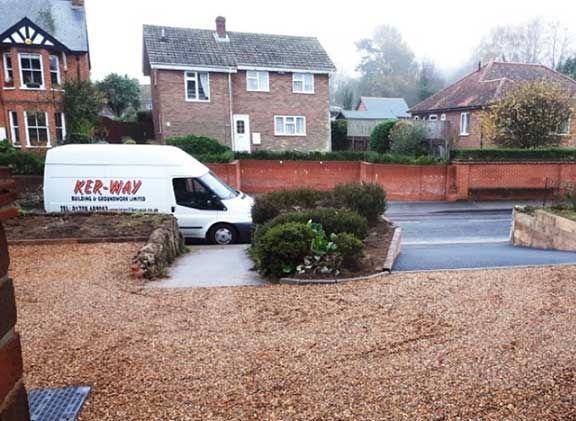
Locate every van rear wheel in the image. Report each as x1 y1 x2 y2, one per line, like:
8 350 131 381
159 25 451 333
208 223 237 245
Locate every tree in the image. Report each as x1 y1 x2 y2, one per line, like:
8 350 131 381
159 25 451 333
355 25 419 105
369 120 396 153
469 18 574 69
96 73 140 119
416 59 445 101
331 120 348 150
481 80 574 149
62 79 104 136
330 71 359 110
389 120 430 156
558 56 576 80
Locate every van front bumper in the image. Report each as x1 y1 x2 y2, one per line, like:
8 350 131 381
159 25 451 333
235 222 253 243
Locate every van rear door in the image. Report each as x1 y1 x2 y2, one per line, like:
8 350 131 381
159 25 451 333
171 177 224 239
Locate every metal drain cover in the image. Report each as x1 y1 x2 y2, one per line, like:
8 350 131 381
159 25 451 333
28 385 91 421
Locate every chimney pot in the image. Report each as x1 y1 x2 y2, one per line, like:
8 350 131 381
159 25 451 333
215 16 226 39
72 0 84 6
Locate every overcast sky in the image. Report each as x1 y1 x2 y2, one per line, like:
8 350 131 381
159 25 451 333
86 0 574 83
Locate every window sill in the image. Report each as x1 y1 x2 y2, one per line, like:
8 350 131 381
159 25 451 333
51 88 64 92
459 133 470 137
185 99 210 103
20 87 46 91
292 91 315 95
26 145 52 148
274 133 307 137
247 89 270 93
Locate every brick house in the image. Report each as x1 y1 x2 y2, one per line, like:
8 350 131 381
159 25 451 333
0 0 90 149
409 62 576 149
142 17 336 152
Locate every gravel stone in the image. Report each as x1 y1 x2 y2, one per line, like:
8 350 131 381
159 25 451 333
9 243 576 420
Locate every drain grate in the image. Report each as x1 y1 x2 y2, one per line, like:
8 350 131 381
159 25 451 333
28 385 91 421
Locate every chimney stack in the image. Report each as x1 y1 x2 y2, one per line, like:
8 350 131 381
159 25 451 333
72 0 84 6
215 16 226 39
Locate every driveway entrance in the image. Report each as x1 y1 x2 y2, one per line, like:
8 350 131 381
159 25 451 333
390 201 576 271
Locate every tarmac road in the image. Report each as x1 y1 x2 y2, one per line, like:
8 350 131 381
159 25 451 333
388 201 576 271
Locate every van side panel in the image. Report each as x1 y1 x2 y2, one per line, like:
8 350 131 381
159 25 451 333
44 164 172 214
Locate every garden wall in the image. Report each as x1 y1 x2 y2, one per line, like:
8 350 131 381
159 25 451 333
0 168 30 421
7 161 576 204
207 160 576 201
511 208 576 251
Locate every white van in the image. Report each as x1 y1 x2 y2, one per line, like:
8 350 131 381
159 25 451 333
44 144 254 244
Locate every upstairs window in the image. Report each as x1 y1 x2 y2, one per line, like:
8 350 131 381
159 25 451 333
49 55 60 86
246 70 269 92
275 116 306 136
55 112 66 142
460 112 470 135
185 71 209 101
292 73 314 93
25 111 50 147
8 111 19 146
429 114 438 121
557 117 571 135
19 53 44 89
3 53 13 87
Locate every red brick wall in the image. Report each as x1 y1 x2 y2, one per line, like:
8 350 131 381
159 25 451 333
0 167 30 421
0 47 90 149
153 70 331 151
208 160 576 201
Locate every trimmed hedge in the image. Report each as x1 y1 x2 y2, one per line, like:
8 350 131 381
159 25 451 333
254 208 369 243
252 222 315 278
451 148 576 161
252 188 331 225
333 182 387 224
166 134 233 163
0 149 45 175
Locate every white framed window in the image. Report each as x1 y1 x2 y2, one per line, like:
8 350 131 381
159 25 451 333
292 73 314 94
274 116 306 136
25 111 50 147
184 71 209 102
246 70 269 92
55 112 66 142
49 55 60 86
429 114 438 121
3 53 14 87
557 117 571 135
413 116 420 121
8 111 19 146
19 53 44 89
460 112 470 135
440 113 447 121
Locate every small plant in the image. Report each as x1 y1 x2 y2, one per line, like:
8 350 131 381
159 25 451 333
333 232 364 268
251 188 331 225
558 183 576 211
296 222 341 276
122 137 136 144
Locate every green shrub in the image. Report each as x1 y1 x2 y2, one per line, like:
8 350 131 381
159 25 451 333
167 134 231 156
251 188 331 224
254 208 368 243
332 182 387 224
451 148 576 161
61 133 98 145
369 120 396 153
0 151 45 175
0 142 16 154
333 232 364 268
389 121 430 157
253 222 315 278
331 120 348 151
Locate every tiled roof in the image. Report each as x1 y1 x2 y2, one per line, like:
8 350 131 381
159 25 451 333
358 97 410 118
0 0 88 52
143 25 336 73
410 62 576 113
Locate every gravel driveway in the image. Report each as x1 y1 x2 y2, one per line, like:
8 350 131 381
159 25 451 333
10 243 576 420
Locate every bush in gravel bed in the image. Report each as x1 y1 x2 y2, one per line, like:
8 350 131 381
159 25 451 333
251 188 331 225
333 232 365 268
0 149 46 175
332 182 387 224
254 208 368 243
253 222 315 278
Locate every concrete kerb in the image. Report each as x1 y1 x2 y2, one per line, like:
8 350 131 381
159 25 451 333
279 224 402 285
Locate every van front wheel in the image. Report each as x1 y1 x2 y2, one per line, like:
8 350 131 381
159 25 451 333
208 224 237 245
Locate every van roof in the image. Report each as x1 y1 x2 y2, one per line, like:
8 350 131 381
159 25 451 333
46 144 209 175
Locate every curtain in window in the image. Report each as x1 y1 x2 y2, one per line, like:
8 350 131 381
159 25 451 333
198 72 209 100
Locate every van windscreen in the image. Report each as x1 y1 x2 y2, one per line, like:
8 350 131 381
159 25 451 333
200 172 239 200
